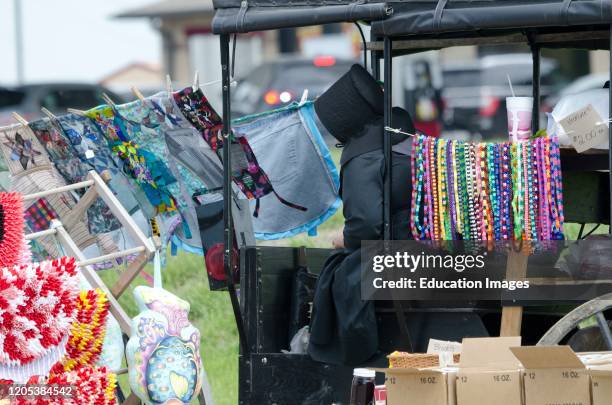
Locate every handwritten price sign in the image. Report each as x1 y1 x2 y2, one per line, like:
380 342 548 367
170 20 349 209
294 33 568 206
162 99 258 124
559 104 608 153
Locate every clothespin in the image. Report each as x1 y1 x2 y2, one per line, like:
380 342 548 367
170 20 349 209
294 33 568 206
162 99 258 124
131 86 146 102
67 108 86 117
298 89 309 106
101 93 117 108
385 126 417 137
12 112 29 127
41 107 58 121
166 74 174 97
193 70 200 91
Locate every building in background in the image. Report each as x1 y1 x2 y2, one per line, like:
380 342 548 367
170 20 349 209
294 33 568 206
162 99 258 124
115 0 365 107
115 0 268 107
99 62 162 100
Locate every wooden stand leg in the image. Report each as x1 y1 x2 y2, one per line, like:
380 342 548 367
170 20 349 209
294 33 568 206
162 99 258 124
53 222 133 335
123 393 141 405
500 249 529 336
111 253 150 298
62 186 100 230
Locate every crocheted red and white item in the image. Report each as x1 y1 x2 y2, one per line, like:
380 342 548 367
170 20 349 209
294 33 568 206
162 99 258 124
2 365 117 405
0 192 25 268
0 257 79 367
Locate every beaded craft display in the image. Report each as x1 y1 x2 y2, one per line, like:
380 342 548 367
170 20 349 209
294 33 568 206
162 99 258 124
410 135 564 241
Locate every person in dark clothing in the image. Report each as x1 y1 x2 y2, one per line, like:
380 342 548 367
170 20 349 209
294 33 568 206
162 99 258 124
308 64 415 365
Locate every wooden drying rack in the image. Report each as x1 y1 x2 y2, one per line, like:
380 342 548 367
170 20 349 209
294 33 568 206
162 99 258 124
22 170 214 405
24 170 156 333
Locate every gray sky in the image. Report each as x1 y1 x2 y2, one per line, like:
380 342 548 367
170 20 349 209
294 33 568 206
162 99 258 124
0 0 160 84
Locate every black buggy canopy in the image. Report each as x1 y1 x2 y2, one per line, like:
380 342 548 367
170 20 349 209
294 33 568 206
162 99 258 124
211 0 392 33
369 0 612 52
212 0 612 46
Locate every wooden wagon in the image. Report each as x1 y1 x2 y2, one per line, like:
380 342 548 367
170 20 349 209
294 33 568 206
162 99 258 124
211 1 612 403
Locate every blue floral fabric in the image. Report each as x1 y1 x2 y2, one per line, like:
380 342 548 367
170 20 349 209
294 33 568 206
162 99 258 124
29 118 121 234
112 96 207 248
57 113 149 218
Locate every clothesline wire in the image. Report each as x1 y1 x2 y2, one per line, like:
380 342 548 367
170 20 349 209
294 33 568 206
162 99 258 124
388 116 612 139
385 126 417 137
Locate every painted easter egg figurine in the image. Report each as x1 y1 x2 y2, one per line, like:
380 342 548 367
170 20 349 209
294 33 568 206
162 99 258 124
126 285 202 404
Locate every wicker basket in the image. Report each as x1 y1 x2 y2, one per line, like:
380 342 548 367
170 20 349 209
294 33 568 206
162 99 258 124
388 351 461 368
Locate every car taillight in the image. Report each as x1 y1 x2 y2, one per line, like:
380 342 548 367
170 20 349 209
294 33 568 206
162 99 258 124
479 96 501 117
264 90 280 105
313 56 336 67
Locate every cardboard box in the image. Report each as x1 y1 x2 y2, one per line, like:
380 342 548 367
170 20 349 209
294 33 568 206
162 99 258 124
375 367 456 405
511 346 590 405
579 351 612 405
588 365 612 405
456 337 523 405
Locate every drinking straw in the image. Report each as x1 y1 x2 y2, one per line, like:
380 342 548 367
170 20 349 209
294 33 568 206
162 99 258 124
507 74 516 97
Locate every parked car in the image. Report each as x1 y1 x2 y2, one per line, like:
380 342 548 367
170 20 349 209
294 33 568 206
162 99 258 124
442 54 569 139
231 55 355 117
0 83 123 125
542 72 609 112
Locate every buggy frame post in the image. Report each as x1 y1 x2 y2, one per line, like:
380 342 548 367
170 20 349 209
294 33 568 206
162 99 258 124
384 37 413 351
371 35 380 80
531 41 541 133
383 42 392 241
609 24 612 235
220 33 249 355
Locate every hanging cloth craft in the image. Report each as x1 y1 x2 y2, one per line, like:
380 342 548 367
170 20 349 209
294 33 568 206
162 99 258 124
173 87 306 216
29 118 121 234
149 92 224 194
126 252 204 404
1 127 45 171
148 92 227 253
57 113 149 218
233 101 341 239
111 97 209 247
85 105 177 215
0 126 99 255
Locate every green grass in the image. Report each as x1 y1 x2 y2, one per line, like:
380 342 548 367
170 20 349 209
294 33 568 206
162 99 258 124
99 252 239 405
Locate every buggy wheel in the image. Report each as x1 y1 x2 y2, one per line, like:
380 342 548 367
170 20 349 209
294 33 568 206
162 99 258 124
538 293 612 351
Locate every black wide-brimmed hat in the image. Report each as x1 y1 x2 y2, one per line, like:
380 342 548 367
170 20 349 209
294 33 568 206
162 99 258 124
314 64 384 144
340 106 414 166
